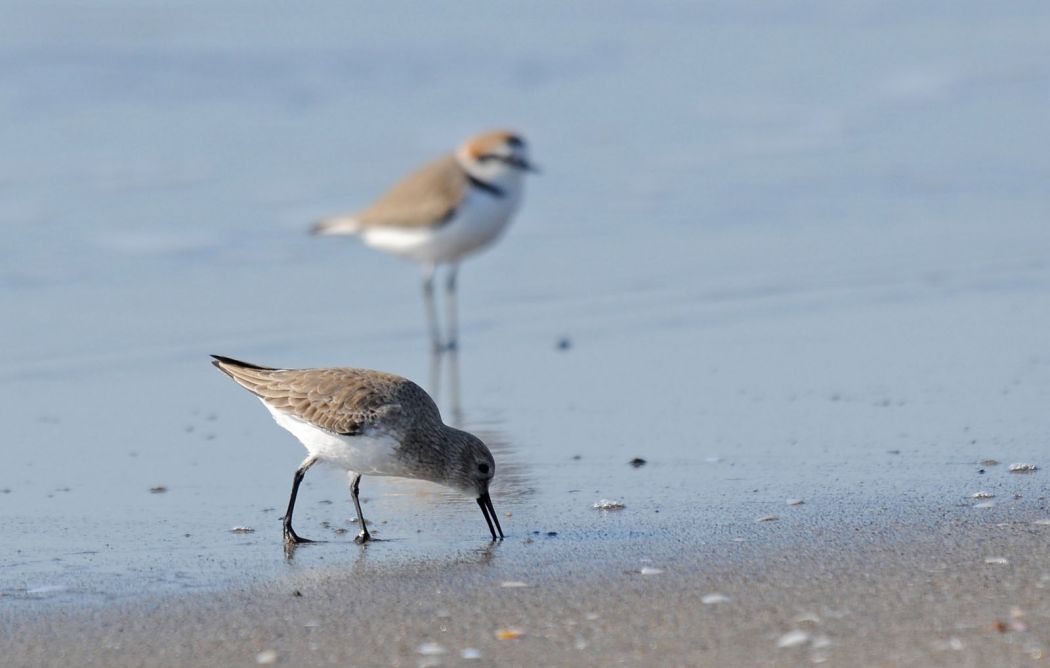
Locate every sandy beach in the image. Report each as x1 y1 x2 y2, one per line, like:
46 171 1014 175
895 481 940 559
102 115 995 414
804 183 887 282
7 506 1050 667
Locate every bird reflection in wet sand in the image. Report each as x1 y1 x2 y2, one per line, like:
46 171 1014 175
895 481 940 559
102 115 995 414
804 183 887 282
211 355 504 545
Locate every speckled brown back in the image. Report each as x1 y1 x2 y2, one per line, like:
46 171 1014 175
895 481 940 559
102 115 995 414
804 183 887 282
211 356 439 436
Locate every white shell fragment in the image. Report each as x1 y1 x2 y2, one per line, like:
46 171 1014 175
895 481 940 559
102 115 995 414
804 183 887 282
756 515 779 523
230 526 256 533
500 581 529 588
701 593 730 604
1008 463 1038 473
777 629 811 648
971 491 994 499
255 650 278 665
639 566 663 575
984 557 1009 565
593 499 625 510
417 642 447 656
462 648 482 660
786 498 804 506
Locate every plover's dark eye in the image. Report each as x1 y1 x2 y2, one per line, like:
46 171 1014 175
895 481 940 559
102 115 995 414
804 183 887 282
478 463 490 474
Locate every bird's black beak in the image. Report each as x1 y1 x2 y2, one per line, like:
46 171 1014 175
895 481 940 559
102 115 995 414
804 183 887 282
507 156 540 174
477 492 504 541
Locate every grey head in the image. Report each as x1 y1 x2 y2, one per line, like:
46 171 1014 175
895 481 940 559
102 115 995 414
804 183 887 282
407 423 503 541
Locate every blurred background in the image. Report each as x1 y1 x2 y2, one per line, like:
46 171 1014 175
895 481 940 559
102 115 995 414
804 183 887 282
1 1 1049 600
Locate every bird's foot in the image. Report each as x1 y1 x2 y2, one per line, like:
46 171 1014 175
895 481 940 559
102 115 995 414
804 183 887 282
354 530 372 544
283 529 315 545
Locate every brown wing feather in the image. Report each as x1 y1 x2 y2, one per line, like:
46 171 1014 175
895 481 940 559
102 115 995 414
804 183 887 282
353 154 467 229
212 357 420 435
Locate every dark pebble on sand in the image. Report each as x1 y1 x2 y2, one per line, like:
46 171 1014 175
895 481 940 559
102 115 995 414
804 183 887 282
629 458 647 467
149 486 168 494
556 337 572 351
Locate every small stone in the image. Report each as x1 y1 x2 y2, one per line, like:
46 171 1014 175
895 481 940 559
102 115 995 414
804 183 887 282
501 581 529 588
786 498 804 506
255 650 278 664
462 648 482 660
229 526 255 533
971 491 994 499
639 566 663 575
984 557 1010 565
149 486 168 494
629 458 647 467
593 499 625 510
556 337 572 351
756 515 779 523
496 628 524 640
701 593 730 604
981 459 999 466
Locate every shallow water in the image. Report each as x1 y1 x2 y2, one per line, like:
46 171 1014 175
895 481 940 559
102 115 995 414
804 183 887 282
1 1 1049 606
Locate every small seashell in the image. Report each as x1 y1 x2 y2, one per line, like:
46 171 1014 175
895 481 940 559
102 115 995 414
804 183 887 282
255 650 278 665
593 499 625 510
756 515 779 523
701 593 730 604
1008 463 1038 473
984 557 1009 565
496 628 524 640
500 581 529 588
417 642 446 656
229 526 255 533
971 491 994 499
639 566 663 575
786 498 804 506
777 629 810 648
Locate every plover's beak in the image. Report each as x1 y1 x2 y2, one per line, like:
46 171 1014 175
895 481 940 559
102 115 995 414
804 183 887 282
476 492 504 541
520 158 540 174
505 156 540 174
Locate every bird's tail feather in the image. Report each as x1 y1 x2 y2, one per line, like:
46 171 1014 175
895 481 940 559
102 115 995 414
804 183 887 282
310 215 362 236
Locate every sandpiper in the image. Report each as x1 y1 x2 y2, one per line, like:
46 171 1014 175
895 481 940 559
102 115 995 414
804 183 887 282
311 130 537 353
211 355 504 543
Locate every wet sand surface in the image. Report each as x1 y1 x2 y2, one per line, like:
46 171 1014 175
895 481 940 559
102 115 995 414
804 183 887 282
2 1 1050 666
6 508 1050 667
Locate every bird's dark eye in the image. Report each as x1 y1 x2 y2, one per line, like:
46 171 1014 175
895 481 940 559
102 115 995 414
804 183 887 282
478 463 490 474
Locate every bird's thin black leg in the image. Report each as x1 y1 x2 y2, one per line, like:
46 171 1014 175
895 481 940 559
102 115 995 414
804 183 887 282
444 263 459 352
422 265 443 354
349 473 371 544
283 456 318 544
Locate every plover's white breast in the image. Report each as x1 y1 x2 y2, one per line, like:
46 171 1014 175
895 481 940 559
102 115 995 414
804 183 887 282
263 401 406 476
361 185 522 265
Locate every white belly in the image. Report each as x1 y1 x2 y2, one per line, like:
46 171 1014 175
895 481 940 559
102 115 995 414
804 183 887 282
264 402 408 477
361 187 522 265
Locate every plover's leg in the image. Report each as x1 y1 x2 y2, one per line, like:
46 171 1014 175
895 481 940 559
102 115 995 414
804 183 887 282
444 263 459 352
348 473 371 543
422 264 443 354
283 455 318 544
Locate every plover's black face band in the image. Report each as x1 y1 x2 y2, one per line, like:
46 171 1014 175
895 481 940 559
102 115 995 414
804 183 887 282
476 492 504 541
476 153 539 173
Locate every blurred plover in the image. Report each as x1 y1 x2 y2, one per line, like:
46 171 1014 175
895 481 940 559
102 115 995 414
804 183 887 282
211 355 504 543
312 130 537 352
